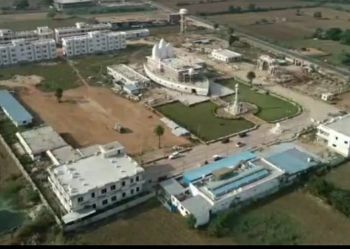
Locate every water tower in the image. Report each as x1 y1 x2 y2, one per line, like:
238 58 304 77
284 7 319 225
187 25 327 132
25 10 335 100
179 8 188 34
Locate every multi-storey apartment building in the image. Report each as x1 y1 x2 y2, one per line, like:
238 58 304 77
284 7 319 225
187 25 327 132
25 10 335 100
54 22 112 44
62 31 126 57
0 27 54 45
0 38 57 66
47 141 145 213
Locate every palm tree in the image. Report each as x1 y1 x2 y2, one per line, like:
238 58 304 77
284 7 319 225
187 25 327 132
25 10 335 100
246 71 256 87
154 125 165 149
55 88 63 103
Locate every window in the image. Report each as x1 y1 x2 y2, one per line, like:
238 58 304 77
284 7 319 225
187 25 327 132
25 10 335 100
136 187 140 192
102 199 108 205
136 176 139 182
122 192 126 198
92 204 96 209
111 196 117 202
130 178 134 184
101 188 107 194
77 197 84 203
335 137 338 140
111 185 116 191
345 141 348 144
332 144 337 148
122 181 125 187
91 192 95 198
131 189 134 195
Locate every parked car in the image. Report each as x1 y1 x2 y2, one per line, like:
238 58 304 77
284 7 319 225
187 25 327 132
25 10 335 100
168 151 181 159
221 138 230 144
235 141 245 148
213 154 224 161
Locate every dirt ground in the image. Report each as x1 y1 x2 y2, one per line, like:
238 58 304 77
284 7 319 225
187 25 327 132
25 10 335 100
5 77 188 156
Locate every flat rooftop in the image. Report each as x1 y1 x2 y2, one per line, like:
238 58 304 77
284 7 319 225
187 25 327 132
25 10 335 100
18 126 68 155
212 49 242 58
50 153 144 196
182 151 257 185
160 178 186 196
107 64 150 84
260 143 320 175
322 115 350 137
0 90 33 125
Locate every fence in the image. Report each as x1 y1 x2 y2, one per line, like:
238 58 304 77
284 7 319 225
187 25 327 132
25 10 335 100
0 135 63 227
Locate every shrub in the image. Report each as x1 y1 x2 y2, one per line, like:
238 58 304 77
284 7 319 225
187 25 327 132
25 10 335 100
186 214 197 229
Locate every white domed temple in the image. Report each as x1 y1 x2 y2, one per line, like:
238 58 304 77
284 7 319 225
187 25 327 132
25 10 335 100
144 38 210 96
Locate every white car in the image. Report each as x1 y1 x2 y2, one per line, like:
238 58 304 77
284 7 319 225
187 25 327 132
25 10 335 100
168 151 181 159
213 154 224 161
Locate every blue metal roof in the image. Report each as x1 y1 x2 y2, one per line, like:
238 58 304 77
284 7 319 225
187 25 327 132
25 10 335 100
0 90 33 126
182 151 256 185
266 147 318 175
210 168 270 198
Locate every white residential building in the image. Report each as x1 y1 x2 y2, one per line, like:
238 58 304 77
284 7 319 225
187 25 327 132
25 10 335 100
54 0 96 11
211 49 242 63
47 141 145 216
0 27 54 45
54 22 112 43
317 114 350 157
62 31 126 57
0 39 57 66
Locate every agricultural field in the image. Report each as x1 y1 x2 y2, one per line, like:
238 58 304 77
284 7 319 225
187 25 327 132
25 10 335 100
326 161 350 191
154 0 315 15
67 198 233 245
220 80 300 122
156 101 255 141
211 190 350 245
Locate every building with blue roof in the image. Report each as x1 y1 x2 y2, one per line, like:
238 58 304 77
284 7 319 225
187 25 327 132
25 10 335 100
182 151 257 185
0 90 33 127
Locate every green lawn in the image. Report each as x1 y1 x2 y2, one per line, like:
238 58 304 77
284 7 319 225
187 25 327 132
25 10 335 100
220 80 300 122
74 44 152 85
156 101 255 141
0 60 80 92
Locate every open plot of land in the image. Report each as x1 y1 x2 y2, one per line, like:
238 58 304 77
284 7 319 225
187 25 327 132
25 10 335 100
156 101 255 141
220 80 299 122
326 162 350 191
16 84 187 155
226 190 350 245
208 7 350 42
154 0 314 14
0 61 80 92
68 198 233 245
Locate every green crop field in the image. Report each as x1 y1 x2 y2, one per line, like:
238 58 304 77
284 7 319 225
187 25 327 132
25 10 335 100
0 60 80 92
220 80 300 122
326 161 350 191
156 101 255 141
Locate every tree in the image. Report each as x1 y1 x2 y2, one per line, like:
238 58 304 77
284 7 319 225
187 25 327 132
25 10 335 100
186 214 197 229
313 11 322 19
248 3 256 11
46 9 56 18
340 30 350 45
227 27 234 35
325 27 343 41
213 23 219 29
55 88 63 103
15 0 29 9
154 125 165 149
342 53 350 66
296 8 301 16
228 35 239 46
246 71 256 86
42 0 54 5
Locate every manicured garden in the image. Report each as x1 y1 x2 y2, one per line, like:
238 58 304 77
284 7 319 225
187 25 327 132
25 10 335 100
156 101 255 141
220 79 300 122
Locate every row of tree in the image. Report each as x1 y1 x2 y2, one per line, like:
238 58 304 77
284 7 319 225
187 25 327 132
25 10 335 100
313 27 350 45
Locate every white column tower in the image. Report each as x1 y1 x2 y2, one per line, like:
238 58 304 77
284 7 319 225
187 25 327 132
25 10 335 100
232 83 240 115
179 8 188 34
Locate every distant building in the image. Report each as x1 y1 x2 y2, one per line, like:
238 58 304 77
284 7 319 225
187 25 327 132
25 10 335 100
16 125 68 160
211 49 242 63
107 64 150 90
0 90 33 127
317 114 350 157
124 29 150 40
160 145 320 227
0 26 54 45
62 31 126 57
54 22 112 44
144 38 210 96
54 0 96 11
47 141 146 223
0 39 57 66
